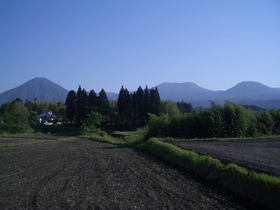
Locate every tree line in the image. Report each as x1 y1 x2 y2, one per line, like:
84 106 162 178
65 85 161 130
146 101 280 139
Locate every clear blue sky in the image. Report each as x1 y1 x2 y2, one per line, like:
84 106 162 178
1 0 280 94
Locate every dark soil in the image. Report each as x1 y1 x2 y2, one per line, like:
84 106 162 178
0 137 258 209
171 139 280 176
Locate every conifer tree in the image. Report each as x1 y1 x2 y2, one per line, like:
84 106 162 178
76 86 88 124
97 89 111 116
150 87 161 115
65 90 76 123
117 86 133 127
132 86 144 126
143 86 150 123
117 86 126 114
88 89 98 112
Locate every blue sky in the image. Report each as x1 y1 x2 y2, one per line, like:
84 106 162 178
1 0 280 94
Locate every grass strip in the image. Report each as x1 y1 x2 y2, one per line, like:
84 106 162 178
139 138 280 210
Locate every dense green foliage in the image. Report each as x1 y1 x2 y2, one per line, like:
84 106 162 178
117 85 161 128
146 101 280 139
0 99 30 133
81 112 105 135
64 85 161 132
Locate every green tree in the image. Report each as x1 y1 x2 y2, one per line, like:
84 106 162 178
117 86 127 114
117 86 133 127
131 86 144 126
209 101 224 137
177 101 192 114
160 100 181 116
150 87 161 115
222 101 248 137
244 110 258 137
81 111 105 135
88 89 98 112
197 108 216 138
65 90 76 123
76 86 88 124
0 100 29 133
98 89 115 123
146 113 170 139
143 86 150 123
269 109 280 135
256 110 274 135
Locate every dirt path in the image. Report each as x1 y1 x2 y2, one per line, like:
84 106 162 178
0 137 257 209
171 139 280 176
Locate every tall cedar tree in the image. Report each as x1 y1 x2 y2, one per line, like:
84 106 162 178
132 86 144 126
88 89 98 112
117 86 126 114
76 86 88 124
117 86 132 127
150 87 161 115
97 89 110 116
143 86 150 122
65 90 76 123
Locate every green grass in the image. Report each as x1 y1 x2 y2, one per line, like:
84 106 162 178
159 135 280 143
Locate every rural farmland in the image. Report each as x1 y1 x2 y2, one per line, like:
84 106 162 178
171 139 280 176
0 137 258 209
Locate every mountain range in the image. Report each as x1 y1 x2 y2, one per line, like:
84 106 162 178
0 77 280 109
156 82 280 108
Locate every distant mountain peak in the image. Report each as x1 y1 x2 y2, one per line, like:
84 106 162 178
224 81 277 98
233 81 270 88
0 77 69 104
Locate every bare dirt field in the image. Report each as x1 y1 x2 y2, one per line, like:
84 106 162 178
171 139 280 176
0 137 258 209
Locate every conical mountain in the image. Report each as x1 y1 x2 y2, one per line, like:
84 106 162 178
0 77 68 104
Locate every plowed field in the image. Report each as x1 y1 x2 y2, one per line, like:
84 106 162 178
171 139 280 176
0 137 257 209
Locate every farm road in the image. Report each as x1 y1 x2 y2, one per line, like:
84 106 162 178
0 137 256 209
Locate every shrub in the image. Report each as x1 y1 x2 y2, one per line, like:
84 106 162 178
81 111 104 135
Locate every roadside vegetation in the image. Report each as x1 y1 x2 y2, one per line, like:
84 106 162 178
1 85 280 209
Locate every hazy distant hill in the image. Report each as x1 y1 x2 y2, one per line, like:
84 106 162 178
156 82 222 102
0 77 68 104
221 81 280 100
155 81 280 108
